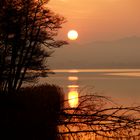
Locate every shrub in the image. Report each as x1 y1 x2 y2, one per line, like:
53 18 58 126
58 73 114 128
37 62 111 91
0 84 64 140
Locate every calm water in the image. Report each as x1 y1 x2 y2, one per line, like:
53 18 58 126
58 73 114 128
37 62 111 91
40 69 140 106
39 69 140 139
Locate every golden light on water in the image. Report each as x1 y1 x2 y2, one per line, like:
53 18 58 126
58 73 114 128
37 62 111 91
67 85 79 88
68 76 79 81
67 71 79 108
69 69 79 73
68 90 79 108
67 30 78 40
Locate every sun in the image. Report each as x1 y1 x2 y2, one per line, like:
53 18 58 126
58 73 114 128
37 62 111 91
67 30 78 40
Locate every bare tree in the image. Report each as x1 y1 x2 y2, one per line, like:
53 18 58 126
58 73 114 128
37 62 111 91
59 92 140 140
0 0 67 93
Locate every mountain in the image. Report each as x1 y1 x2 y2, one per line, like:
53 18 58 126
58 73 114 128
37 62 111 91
48 36 140 69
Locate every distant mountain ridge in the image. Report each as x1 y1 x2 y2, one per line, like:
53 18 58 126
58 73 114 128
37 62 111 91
49 36 140 69
85 36 140 46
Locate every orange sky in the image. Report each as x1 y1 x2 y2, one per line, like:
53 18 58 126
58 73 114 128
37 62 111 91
48 0 140 42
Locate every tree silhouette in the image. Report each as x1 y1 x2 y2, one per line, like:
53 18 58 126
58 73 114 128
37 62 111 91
59 93 140 140
0 0 67 93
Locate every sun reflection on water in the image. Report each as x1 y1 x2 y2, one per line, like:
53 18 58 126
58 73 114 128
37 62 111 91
68 76 79 81
68 90 79 108
67 85 79 88
67 72 79 108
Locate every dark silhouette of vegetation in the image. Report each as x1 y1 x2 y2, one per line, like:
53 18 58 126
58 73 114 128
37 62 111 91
1 85 140 140
0 0 67 93
0 1 140 140
59 91 140 140
0 84 64 140
0 0 67 139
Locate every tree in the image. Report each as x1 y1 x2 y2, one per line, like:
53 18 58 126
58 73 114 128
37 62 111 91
0 0 67 93
59 93 140 140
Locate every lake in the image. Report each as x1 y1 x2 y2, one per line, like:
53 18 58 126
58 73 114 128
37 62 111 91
39 69 140 139
40 69 140 106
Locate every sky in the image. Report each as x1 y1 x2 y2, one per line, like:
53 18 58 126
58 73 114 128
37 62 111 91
47 0 140 69
48 0 140 42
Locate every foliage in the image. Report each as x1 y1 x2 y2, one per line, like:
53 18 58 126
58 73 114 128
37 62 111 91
1 84 140 140
0 0 67 93
0 84 64 140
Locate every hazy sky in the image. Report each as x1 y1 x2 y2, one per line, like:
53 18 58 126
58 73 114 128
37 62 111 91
47 0 140 69
48 0 140 42
46 0 140 106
